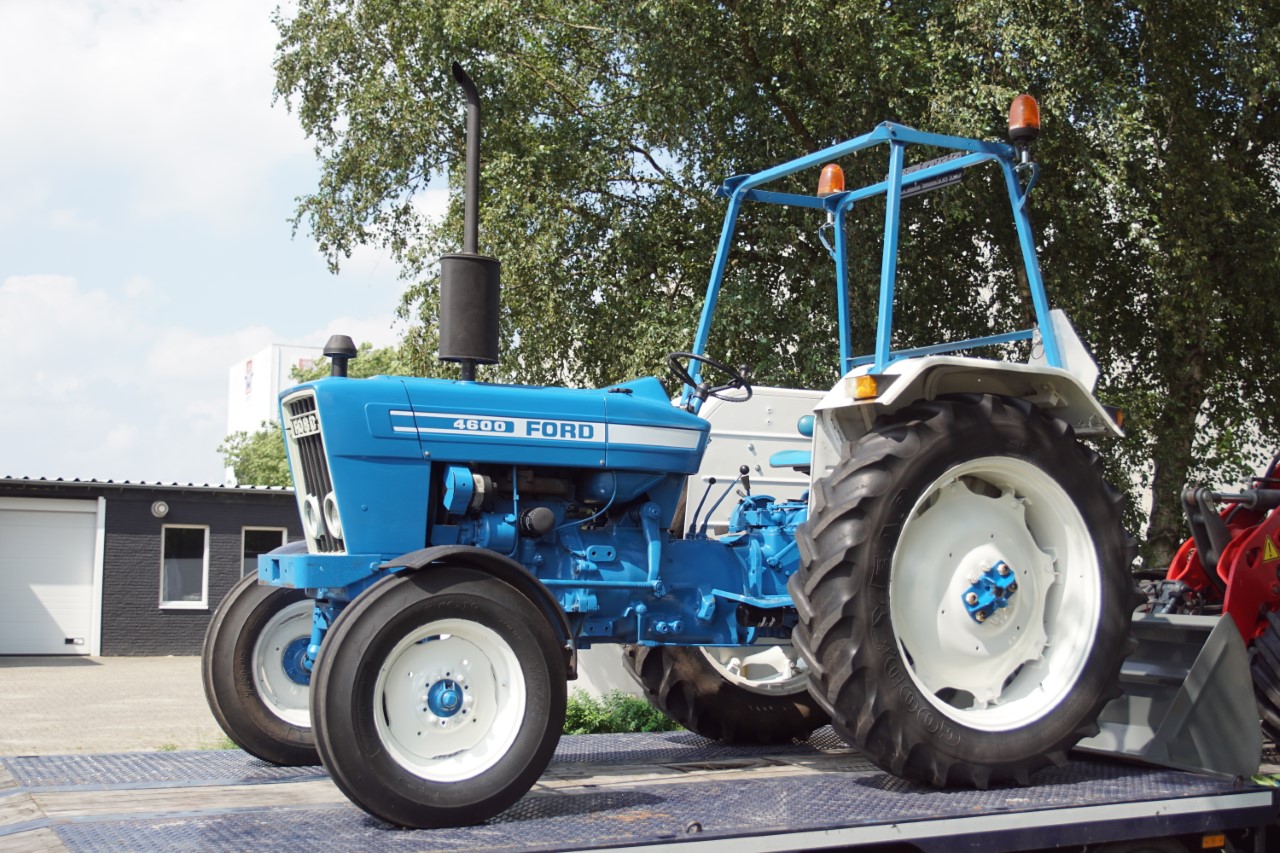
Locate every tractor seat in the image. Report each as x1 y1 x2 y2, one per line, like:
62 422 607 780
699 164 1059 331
769 449 811 474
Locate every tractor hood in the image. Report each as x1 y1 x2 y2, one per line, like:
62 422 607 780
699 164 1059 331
280 374 708 557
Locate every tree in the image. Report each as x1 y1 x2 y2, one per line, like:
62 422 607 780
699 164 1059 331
219 421 292 487
219 343 409 486
273 0 1280 565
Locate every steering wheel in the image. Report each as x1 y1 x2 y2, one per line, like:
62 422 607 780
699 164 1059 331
667 352 753 406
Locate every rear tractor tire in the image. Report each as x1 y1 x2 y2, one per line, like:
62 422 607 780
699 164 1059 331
791 394 1137 787
310 568 566 828
623 643 830 743
202 568 319 766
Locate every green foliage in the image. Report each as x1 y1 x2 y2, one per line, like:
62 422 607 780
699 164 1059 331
563 689 680 735
274 0 1280 565
218 421 291 487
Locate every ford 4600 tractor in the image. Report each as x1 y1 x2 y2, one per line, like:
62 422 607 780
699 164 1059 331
203 69 1142 828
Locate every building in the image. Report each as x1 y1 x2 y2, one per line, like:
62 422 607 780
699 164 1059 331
226 344 322 436
0 477 301 656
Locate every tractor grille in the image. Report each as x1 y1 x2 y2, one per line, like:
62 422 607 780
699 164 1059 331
284 392 344 553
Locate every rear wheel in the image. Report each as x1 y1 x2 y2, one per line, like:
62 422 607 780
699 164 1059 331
310 568 566 828
623 642 829 743
202 570 319 766
791 395 1137 786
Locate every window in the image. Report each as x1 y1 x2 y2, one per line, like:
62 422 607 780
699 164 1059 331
242 527 288 577
160 525 208 608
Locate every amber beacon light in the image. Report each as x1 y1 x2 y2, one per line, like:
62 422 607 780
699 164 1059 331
1008 93 1041 150
817 163 845 197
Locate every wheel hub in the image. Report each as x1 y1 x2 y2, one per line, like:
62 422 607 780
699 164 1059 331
961 560 1018 624
412 665 475 731
425 676 467 720
281 636 312 686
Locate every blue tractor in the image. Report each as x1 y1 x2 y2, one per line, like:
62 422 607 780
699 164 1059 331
203 70 1136 827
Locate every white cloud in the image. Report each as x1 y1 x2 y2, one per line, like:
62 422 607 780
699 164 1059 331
122 275 155 299
102 423 139 453
0 2 416 485
0 273 395 483
47 208 100 233
0 0 308 220
414 187 451 223
0 274 146 365
146 324 277 380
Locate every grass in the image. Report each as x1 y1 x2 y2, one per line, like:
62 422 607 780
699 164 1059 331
563 690 681 735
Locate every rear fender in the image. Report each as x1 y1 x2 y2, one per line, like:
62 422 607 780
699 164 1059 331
810 356 1120 480
382 545 577 678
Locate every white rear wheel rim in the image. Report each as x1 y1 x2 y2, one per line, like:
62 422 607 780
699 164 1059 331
889 456 1100 730
699 643 810 695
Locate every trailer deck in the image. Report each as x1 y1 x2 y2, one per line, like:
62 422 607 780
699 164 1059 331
1 729 1274 852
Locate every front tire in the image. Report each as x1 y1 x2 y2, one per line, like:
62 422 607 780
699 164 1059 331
310 568 566 828
791 394 1136 787
623 643 829 743
202 571 319 766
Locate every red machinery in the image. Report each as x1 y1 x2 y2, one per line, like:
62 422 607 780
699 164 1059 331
1150 455 1280 741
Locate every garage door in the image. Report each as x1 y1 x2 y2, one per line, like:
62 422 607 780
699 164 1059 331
0 497 99 655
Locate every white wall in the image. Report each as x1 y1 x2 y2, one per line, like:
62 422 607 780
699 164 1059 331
226 344 323 436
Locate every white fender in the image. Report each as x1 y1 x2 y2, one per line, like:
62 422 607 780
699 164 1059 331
811 311 1120 479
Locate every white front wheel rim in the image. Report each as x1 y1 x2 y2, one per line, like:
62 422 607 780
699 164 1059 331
374 619 525 783
889 456 1101 731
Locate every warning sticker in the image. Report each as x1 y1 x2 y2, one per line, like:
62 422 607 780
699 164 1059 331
1265 537 1279 563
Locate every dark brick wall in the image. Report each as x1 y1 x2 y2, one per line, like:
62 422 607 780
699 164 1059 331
99 490 302 655
0 481 301 656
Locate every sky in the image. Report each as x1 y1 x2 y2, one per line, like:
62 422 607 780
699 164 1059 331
0 0 445 485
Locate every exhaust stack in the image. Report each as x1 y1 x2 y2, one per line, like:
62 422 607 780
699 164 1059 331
437 62 500 381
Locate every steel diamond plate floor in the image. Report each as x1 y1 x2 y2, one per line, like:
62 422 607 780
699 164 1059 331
0 729 1271 852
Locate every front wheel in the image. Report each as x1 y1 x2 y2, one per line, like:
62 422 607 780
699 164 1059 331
201 571 319 766
791 394 1137 787
624 643 829 743
310 569 566 828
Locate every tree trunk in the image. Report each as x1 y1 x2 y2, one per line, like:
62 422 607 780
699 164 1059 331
1143 368 1205 570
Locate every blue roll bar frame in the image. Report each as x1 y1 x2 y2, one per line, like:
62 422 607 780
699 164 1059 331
682 121 1062 411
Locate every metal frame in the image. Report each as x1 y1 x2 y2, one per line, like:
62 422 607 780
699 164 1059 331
683 122 1062 411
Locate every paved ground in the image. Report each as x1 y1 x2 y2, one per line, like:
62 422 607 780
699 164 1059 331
0 657 225 755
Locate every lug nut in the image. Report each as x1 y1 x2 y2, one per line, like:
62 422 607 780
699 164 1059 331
976 611 987 622
998 563 1012 576
965 592 979 606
